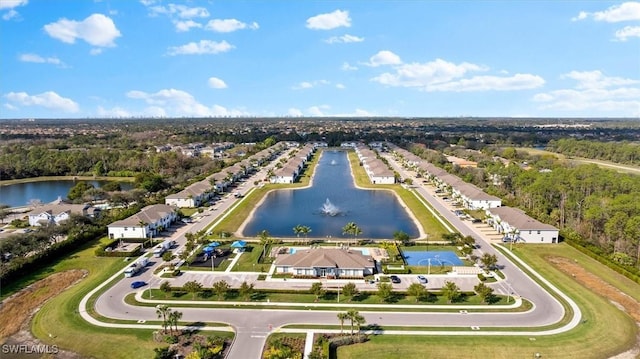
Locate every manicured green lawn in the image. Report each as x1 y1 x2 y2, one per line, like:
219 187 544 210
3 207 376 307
27 238 163 359
230 245 272 272
337 243 639 359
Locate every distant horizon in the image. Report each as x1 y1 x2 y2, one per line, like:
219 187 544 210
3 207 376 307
2 1 639 118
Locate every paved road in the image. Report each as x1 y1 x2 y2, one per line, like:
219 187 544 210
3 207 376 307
89 150 575 359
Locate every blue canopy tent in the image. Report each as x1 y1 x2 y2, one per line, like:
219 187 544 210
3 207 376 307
230 240 247 248
207 242 221 248
202 246 215 253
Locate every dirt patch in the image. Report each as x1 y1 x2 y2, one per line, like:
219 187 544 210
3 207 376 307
548 256 640 358
0 270 87 340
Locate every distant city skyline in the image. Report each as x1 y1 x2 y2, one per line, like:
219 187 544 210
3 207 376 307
1 0 639 119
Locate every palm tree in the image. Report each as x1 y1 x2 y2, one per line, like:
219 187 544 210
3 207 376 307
299 225 312 240
168 310 182 334
337 312 349 334
155 305 171 334
293 224 303 238
346 309 365 336
342 222 362 245
258 229 272 261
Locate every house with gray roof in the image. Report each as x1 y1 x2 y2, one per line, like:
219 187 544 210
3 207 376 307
274 248 375 278
486 206 559 244
108 204 177 240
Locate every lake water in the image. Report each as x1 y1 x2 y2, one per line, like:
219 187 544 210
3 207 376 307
242 150 420 239
0 180 134 207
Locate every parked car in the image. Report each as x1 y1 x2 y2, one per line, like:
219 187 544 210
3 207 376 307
390 275 401 284
130 281 147 289
417 275 428 284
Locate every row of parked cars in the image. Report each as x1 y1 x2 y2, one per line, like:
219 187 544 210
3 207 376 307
388 275 429 284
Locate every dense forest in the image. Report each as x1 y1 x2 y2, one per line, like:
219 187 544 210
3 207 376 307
409 143 640 274
547 138 640 166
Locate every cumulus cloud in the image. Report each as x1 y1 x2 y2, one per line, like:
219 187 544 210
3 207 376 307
287 108 303 117
369 56 545 92
341 62 358 71
148 3 209 19
1 0 27 21
19 53 64 66
306 9 351 30
292 80 330 90
5 91 79 113
174 20 202 32
44 13 121 47
366 50 402 67
97 106 131 118
208 77 227 89
572 2 640 22
126 88 248 117
533 70 640 116
167 40 234 55
614 25 640 41
336 83 345 89
205 18 259 32
307 105 327 116
324 34 364 44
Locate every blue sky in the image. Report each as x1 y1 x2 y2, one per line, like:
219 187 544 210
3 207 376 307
1 0 639 119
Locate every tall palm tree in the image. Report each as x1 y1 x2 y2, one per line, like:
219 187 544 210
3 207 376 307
155 305 171 334
293 225 303 238
300 225 312 240
337 312 349 334
258 230 272 260
342 222 362 245
346 309 365 336
168 310 182 335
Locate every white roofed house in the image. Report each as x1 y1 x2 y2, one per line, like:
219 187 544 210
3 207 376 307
165 180 211 208
274 248 375 278
108 204 178 240
454 182 502 210
271 162 300 184
27 203 100 226
486 206 559 244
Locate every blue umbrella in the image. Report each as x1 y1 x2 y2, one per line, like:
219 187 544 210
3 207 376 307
203 247 214 253
207 242 221 248
230 240 247 248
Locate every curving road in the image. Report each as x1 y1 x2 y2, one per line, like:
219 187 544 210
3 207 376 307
84 151 580 359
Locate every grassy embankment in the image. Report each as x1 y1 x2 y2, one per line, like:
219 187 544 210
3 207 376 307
336 243 640 359
0 175 135 187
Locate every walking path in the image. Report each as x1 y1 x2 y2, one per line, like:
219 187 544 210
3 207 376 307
303 331 315 358
224 252 243 273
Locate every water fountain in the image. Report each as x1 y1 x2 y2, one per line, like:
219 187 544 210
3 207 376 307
320 198 340 216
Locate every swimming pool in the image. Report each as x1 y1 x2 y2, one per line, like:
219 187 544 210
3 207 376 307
403 251 463 266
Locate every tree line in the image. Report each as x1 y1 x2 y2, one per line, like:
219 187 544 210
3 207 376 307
547 138 640 166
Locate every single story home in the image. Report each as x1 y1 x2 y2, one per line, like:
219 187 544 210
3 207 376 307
274 248 375 278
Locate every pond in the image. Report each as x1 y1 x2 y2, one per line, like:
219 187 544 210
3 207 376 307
0 180 134 207
241 150 420 239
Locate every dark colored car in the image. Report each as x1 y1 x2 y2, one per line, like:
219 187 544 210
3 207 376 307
390 275 401 284
130 281 146 289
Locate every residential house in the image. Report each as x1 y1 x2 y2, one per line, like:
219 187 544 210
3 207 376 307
108 204 177 240
486 206 559 244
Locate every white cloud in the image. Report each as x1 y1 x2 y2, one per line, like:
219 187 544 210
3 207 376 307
563 70 639 89
4 103 18 111
307 106 327 116
0 0 28 10
89 48 103 55
97 106 131 118
205 18 259 32
5 91 79 113
341 62 358 71
424 73 545 92
148 4 209 19
2 9 17 20
306 9 351 30
126 88 248 117
324 34 364 44
572 2 640 22
366 50 402 67
288 108 303 116
44 13 121 47
19 53 64 66
167 40 234 55
372 58 484 87
614 25 640 41
533 70 640 116
174 20 202 32
208 77 228 89
292 80 330 90
336 83 345 89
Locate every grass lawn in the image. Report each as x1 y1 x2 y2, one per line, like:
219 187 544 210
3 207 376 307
230 245 272 272
23 238 168 358
337 243 639 359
